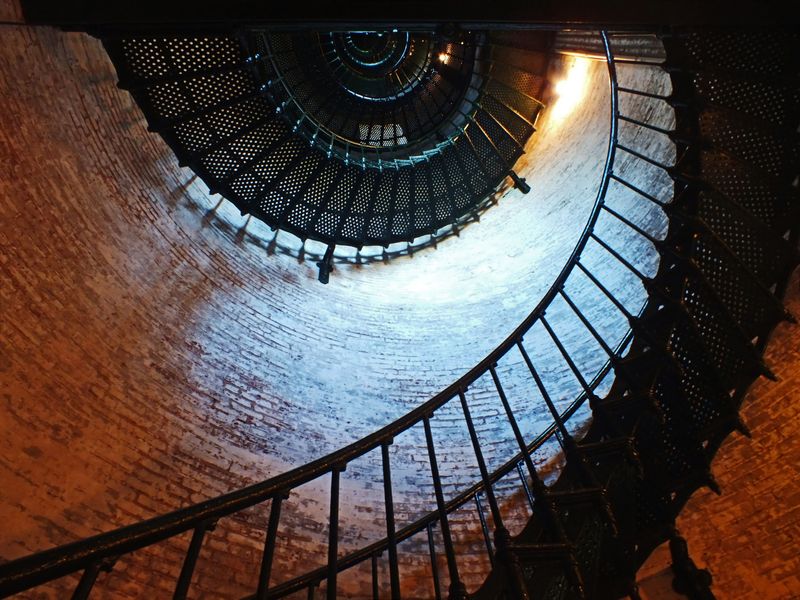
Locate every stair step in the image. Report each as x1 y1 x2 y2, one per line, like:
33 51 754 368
488 44 551 81
690 72 800 128
663 31 800 79
697 106 799 183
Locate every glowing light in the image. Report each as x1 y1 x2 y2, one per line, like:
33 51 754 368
438 53 449 64
550 57 591 121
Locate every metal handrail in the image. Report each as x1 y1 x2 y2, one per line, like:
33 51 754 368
249 334 633 599
0 30 668 599
257 30 486 168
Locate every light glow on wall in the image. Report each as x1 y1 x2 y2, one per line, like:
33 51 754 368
550 57 591 122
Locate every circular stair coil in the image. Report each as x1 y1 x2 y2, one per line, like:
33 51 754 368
103 30 548 248
252 30 482 163
2 27 799 600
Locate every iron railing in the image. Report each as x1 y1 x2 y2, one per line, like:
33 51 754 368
0 30 682 599
103 29 545 251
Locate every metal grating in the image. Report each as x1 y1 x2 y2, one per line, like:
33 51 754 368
103 29 548 249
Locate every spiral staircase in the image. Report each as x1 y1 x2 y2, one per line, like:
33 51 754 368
97 28 548 278
0 15 798 600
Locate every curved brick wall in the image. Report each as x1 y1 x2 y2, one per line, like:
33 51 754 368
0 14 675 599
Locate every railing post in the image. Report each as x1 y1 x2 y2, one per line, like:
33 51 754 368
423 415 467 600
460 387 532 600
381 442 402 600
174 519 216 600
71 556 116 600
515 461 536 512
669 529 716 599
473 493 495 568
371 552 380 600
427 523 443 600
327 467 344 600
490 363 585 596
519 328 618 535
317 244 336 284
257 493 288 600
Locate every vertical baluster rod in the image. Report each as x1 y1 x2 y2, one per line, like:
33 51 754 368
575 259 679 373
490 363 556 508
519 325 593 458
423 415 466 600
71 562 102 600
460 387 532 596
371 553 379 600
534 317 597 436
257 493 287 600
559 289 627 366
71 556 116 600
515 461 536 512
458 391 504 531
174 520 215 600
381 442 402 600
327 468 343 600
522 324 618 534
427 523 443 600
474 493 495 568
490 363 583 596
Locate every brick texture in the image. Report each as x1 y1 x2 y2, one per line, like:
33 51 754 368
0 17 678 600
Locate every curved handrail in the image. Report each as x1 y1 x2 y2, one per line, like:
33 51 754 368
251 331 635 598
257 29 487 168
110 29 541 254
254 29 625 598
0 30 662 598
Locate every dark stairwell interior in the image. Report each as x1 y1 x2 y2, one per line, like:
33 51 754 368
1 2 799 599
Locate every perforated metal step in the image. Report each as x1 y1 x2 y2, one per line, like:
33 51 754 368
103 29 550 249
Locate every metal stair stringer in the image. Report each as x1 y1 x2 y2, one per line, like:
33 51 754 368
471 28 799 600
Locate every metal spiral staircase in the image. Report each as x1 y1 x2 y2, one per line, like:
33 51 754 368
0 22 798 600
99 28 546 279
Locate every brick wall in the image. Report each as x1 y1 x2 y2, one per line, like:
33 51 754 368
0 17 676 599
